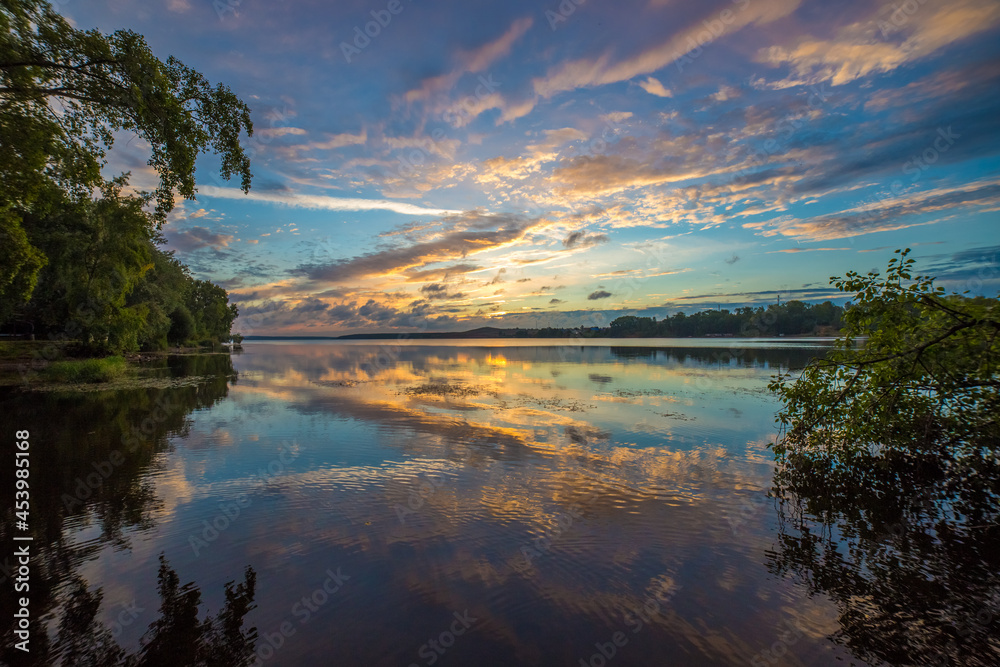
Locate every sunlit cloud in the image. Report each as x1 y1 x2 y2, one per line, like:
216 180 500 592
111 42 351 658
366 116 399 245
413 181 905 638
743 179 1000 241
532 0 800 97
758 0 1000 86
638 76 672 97
298 211 551 284
255 126 308 138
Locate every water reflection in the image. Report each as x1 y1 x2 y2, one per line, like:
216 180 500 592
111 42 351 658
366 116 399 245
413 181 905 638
768 454 1000 666
0 342 893 666
210 343 850 666
51 556 255 666
0 355 240 665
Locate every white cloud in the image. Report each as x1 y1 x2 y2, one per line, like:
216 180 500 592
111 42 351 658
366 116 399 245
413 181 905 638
196 186 463 216
255 127 309 139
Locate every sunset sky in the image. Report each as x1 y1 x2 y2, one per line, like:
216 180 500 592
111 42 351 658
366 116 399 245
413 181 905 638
65 0 1000 335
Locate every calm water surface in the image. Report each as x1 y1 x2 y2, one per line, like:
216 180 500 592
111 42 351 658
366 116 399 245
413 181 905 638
4 340 874 665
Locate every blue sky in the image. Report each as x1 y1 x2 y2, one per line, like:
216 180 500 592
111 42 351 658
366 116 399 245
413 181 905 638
66 0 1000 334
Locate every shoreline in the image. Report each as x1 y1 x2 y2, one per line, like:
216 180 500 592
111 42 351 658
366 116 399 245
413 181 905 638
0 341 235 391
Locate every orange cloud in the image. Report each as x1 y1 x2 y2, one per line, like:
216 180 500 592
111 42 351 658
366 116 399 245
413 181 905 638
757 0 1000 86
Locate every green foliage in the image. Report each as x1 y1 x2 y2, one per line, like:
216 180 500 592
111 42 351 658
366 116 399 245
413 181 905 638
0 0 251 354
16 179 155 353
1 0 253 219
167 305 196 345
0 204 46 320
42 355 126 383
128 245 194 349
187 279 238 343
770 249 1000 466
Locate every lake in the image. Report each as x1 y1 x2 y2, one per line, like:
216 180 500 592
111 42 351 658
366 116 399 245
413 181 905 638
2 339 994 666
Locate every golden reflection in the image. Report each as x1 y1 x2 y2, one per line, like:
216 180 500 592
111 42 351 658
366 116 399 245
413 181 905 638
484 352 508 367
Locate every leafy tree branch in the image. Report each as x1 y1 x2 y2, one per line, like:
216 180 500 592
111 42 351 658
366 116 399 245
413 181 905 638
770 248 1000 465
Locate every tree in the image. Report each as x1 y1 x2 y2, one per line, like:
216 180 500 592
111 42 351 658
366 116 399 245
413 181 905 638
129 245 194 349
187 279 238 343
1 0 252 213
770 249 1000 468
16 178 157 353
167 305 195 345
1 0 253 307
766 250 1000 666
0 204 46 321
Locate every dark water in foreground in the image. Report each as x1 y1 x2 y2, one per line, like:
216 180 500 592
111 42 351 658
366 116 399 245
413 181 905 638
2 340 997 666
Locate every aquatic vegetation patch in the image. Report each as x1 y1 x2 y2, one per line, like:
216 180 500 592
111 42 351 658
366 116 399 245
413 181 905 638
511 394 595 412
404 382 500 398
30 375 225 393
612 388 665 398
655 411 695 421
314 379 368 388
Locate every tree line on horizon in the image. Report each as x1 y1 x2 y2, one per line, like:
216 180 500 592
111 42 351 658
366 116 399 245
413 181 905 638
503 300 844 338
0 0 251 354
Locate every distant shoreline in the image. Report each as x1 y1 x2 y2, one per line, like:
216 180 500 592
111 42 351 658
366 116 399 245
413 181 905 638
243 330 840 342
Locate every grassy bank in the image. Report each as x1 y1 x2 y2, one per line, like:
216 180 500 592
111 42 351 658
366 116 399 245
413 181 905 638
0 340 235 391
40 356 127 383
